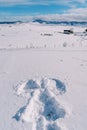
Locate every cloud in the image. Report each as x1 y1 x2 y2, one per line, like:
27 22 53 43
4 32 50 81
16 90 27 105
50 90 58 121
29 7 87 22
77 0 86 3
0 0 86 6
67 7 87 14
34 13 87 22
1 11 87 22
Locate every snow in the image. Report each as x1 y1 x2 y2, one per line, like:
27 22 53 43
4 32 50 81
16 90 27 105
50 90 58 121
0 23 87 130
13 78 69 130
0 23 87 50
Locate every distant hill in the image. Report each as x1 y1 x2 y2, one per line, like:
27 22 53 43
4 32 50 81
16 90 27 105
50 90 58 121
33 19 87 26
0 19 87 26
0 21 22 24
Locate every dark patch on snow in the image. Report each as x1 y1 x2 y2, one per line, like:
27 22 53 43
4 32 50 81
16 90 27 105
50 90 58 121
25 80 39 90
40 90 65 121
36 117 44 130
43 98 65 121
52 78 66 94
12 106 25 121
46 123 61 130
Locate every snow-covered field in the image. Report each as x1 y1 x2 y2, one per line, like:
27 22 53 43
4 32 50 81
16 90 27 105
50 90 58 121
0 23 87 50
0 23 87 130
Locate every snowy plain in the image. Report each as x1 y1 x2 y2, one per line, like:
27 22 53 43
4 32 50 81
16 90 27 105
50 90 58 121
0 23 87 130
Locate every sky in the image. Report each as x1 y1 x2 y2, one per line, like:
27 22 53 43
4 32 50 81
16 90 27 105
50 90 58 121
0 0 87 21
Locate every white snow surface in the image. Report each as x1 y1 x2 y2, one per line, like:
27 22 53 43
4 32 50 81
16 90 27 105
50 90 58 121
0 23 87 50
0 23 87 130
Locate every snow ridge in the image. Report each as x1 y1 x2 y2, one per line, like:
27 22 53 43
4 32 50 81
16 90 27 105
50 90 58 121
13 77 70 130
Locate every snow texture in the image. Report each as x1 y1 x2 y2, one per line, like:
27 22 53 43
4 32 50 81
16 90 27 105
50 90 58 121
13 78 67 130
0 23 87 130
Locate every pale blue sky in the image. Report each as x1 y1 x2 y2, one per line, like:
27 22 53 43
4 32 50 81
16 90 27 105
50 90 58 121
0 0 87 21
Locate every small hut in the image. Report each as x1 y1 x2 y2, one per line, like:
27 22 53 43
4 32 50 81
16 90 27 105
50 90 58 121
83 29 87 34
85 29 87 32
64 29 73 34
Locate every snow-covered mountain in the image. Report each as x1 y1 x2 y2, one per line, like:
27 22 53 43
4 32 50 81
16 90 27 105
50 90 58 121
0 20 87 26
33 19 87 26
